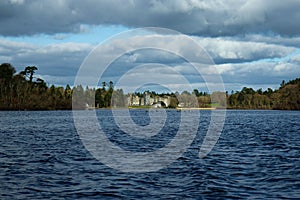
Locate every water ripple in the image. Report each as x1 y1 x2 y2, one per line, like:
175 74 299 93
0 110 299 199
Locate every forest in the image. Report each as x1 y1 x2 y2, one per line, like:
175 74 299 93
0 63 299 110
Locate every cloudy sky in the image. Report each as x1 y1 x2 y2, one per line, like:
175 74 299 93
1 0 300 92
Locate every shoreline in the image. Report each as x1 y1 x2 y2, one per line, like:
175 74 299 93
176 107 216 110
1 107 299 111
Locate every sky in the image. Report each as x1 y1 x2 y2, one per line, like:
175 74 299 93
1 0 300 93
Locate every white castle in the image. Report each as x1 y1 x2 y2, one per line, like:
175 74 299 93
127 91 170 108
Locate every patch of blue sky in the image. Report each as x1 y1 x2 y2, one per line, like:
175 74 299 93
0 25 129 46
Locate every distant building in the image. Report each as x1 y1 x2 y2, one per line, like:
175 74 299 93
127 94 140 106
127 92 171 107
158 96 170 107
132 95 140 106
149 97 155 105
152 101 166 108
140 97 145 106
144 92 151 105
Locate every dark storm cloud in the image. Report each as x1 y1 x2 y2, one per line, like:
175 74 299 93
1 0 300 37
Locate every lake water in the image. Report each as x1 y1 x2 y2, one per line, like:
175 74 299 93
1 110 300 199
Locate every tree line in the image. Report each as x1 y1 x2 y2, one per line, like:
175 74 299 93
0 63 72 110
227 79 300 110
0 63 299 110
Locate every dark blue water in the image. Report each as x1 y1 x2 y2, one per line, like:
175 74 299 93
1 110 300 199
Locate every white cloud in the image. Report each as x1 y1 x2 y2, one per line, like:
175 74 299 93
244 34 300 48
216 60 300 86
194 37 296 63
290 53 300 64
